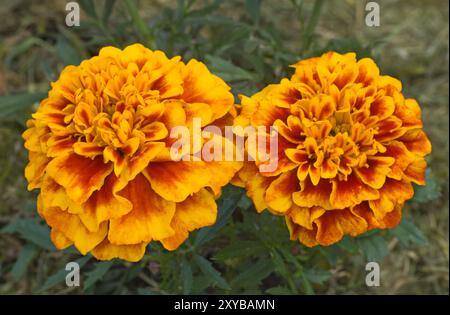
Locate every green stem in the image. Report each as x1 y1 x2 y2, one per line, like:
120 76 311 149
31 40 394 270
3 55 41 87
124 0 156 49
301 0 324 54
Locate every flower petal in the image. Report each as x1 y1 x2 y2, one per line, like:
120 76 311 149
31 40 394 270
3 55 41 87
46 154 113 204
330 174 379 209
108 174 175 245
293 177 334 210
265 170 299 213
161 188 217 250
92 239 147 262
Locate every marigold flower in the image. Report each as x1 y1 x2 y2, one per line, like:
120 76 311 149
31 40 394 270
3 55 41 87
23 44 241 261
233 51 431 246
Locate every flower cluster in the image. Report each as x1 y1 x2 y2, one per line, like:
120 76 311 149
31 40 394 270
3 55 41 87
23 44 241 261
233 52 431 246
23 46 431 261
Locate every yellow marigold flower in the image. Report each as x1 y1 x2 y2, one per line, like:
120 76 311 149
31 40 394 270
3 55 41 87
23 43 241 262
233 51 431 247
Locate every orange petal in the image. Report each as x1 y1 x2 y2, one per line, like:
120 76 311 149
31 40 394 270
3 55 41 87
50 229 73 250
47 135 76 157
92 239 147 262
46 154 113 204
42 206 108 255
238 162 273 212
25 152 50 190
368 179 413 220
288 205 325 230
108 174 175 245
370 96 395 120
264 170 299 213
315 209 368 245
383 141 416 180
181 59 234 120
330 174 379 209
354 156 394 189
400 129 432 157
73 142 104 158
80 174 133 232
145 160 212 202
395 98 423 129
126 142 165 180
40 175 83 214
161 188 217 250
403 158 427 185
140 122 168 141
293 177 334 210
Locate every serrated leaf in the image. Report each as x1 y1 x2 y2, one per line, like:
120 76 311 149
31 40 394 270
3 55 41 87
84 261 114 290
357 234 388 262
303 269 331 284
390 218 427 246
214 241 265 261
230 259 273 288
270 250 288 276
102 0 116 24
206 55 255 82
413 169 441 203
11 244 39 281
245 0 262 24
0 92 46 118
266 285 291 295
193 255 230 290
2 218 55 251
181 260 193 294
337 236 359 253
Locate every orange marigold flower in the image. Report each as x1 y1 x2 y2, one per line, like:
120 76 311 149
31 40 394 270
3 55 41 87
23 44 241 261
233 51 431 247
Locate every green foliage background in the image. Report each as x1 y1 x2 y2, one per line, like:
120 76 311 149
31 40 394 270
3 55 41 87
0 0 448 294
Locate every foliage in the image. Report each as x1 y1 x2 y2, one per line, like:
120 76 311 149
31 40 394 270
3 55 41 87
0 0 448 294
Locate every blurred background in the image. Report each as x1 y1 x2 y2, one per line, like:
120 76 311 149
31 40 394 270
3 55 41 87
0 0 448 294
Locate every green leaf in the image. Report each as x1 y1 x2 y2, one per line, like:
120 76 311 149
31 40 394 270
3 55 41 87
266 285 292 295
194 185 244 247
390 218 427 246
270 250 288 277
300 271 314 295
5 37 52 68
357 234 388 262
193 255 230 290
205 55 255 82
230 259 273 288
11 244 39 281
56 36 83 66
123 0 155 49
79 0 98 18
214 240 265 261
245 0 262 24
84 261 115 290
181 259 193 294
413 169 441 203
301 0 324 52
102 0 116 24
2 218 55 251
303 269 331 284
38 256 91 293
337 236 359 253
0 92 47 118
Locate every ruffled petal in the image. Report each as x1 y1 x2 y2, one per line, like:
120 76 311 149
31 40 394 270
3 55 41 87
46 154 113 204
108 174 176 245
161 188 217 250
